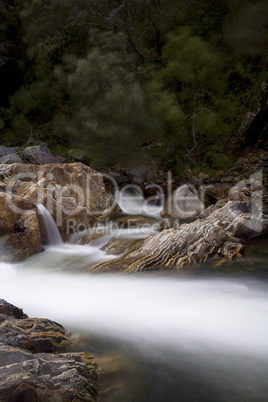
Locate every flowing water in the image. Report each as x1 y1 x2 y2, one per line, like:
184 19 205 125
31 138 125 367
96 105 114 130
37 204 63 245
0 195 268 401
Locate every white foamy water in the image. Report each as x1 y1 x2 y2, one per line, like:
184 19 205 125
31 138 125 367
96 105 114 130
0 262 268 358
1 243 268 400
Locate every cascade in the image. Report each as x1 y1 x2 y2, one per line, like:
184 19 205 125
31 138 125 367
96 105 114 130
37 204 63 245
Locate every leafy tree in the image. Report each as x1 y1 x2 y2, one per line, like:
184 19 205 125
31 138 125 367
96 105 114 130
0 0 24 107
0 0 266 173
53 31 154 166
224 0 268 56
150 26 239 172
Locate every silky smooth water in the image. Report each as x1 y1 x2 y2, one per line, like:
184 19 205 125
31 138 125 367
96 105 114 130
0 236 268 401
37 204 63 245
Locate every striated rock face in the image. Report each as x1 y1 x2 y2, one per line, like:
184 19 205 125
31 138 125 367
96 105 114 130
0 299 98 402
92 201 268 272
0 162 119 241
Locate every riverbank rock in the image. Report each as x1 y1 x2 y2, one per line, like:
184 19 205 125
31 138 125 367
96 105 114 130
0 146 23 164
20 145 65 164
92 201 268 272
162 184 204 220
111 215 156 228
105 238 142 255
0 193 36 236
4 210 43 262
0 162 119 241
68 148 89 164
126 164 147 185
0 193 43 262
0 299 98 402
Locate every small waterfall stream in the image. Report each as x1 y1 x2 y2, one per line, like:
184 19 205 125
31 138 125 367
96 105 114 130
37 204 63 245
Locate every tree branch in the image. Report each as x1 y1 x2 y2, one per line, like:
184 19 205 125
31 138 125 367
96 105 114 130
186 85 202 160
200 0 218 20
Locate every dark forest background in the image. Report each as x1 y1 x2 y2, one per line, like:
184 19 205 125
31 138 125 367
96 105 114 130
0 0 267 174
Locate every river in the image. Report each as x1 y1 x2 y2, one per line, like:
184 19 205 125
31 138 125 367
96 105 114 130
0 193 268 401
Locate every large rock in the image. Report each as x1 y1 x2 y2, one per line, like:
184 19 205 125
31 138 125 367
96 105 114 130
68 148 89 164
21 145 65 164
162 184 204 220
203 183 231 206
4 210 43 262
0 299 98 402
0 162 119 241
0 146 23 164
126 164 147 185
93 201 268 272
0 192 36 236
0 193 43 262
0 304 70 353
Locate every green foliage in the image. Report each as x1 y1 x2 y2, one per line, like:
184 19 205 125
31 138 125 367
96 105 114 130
148 26 239 171
53 32 154 166
0 0 267 174
224 0 268 56
205 150 234 171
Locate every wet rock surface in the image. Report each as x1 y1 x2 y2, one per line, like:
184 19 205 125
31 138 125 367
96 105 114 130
93 201 268 272
0 162 119 242
0 193 43 262
0 299 98 402
4 210 43 262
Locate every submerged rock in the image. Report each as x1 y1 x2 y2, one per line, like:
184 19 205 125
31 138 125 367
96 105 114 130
0 299 98 402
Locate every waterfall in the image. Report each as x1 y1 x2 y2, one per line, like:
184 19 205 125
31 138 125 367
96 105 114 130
37 204 63 245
